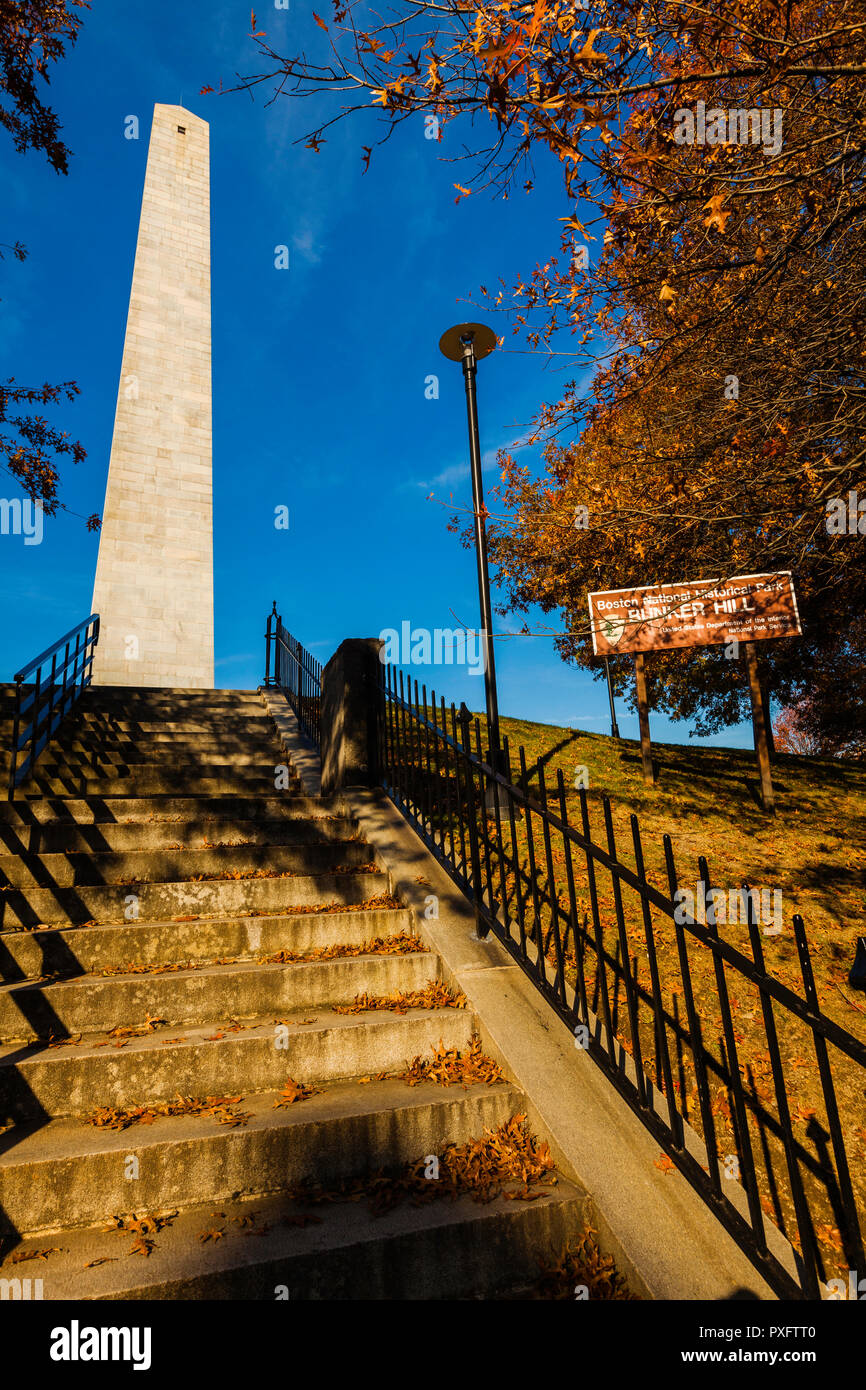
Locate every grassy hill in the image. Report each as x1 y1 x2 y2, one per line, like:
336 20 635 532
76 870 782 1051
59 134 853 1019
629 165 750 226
493 713 866 975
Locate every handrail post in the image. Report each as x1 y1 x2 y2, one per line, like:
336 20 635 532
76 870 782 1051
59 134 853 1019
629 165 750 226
60 640 71 721
8 676 22 800
264 601 277 688
72 631 81 701
48 651 58 743
30 664 42 779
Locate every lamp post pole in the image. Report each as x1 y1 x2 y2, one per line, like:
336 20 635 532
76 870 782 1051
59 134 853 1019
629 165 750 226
439 322 503 771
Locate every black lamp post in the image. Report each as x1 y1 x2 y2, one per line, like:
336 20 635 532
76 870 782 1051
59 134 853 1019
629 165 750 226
439 321 504 771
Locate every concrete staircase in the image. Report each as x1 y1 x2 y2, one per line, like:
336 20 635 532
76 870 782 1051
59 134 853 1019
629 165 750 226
0 685 590 1299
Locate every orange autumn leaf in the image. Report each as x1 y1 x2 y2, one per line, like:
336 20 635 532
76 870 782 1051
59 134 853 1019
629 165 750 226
703 194 732 233
128 1236 156 1257
273 1076 320 1107
816 1223 845 1253
574 29 608 67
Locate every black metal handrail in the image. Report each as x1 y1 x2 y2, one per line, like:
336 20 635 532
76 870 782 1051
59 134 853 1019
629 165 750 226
6 613 100 798
376 659 866 1301
263 603 322 749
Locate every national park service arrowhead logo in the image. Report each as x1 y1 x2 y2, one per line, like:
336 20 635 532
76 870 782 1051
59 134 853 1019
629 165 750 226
601 615 628 648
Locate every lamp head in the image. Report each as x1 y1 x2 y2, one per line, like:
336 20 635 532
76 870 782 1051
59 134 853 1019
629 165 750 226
439 322 498 362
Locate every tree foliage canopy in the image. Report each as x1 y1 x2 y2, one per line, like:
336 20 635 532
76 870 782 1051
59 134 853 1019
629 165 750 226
0 0 96 525
230 2 866 740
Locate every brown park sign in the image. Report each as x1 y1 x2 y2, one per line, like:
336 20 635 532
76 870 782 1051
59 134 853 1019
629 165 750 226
588 572 801 657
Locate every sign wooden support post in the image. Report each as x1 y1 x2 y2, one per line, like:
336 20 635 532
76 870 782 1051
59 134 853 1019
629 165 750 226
634 653 654 785
744 641 775 814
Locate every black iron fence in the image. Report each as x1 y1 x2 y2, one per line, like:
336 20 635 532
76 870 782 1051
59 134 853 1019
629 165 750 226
376 660 866 1301
263 603 322 749
7 614 100 799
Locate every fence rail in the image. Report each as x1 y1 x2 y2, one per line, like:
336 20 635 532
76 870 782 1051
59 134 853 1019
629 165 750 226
376 660 866 1301
7 614 100 798
263 603 322 749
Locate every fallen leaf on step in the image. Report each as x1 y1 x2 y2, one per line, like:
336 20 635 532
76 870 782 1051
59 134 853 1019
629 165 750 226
198 1228 224 1244
84 1257 118 1269
654 1155 675 1174
216 1109 251 1127
11 1247 61 1263
274 1077 320 1107
129 1237 156 1257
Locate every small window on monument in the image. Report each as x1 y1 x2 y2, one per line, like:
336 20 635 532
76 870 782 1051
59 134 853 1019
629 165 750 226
177 126 186 134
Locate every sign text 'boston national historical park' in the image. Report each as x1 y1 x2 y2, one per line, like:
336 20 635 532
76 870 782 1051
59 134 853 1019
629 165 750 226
586 573 802 812
588 572 802 658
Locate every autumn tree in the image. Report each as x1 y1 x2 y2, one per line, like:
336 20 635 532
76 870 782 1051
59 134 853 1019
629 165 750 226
773 617 866 757
224 1 866 735
773 705 825 756
0 0 97 525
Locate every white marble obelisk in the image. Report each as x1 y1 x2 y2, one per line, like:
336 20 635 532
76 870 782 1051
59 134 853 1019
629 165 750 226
91 104 214 687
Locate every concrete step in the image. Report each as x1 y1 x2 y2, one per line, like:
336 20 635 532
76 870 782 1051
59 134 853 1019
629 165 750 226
0 840 370 889
5 700 270 724
0 1076 518 1235
0 795 340 828
15 770 305 797
0 814 357 856
0 865 391 928
80 687 264 702
75 700 267 718
0 905 411 978
13 758 291 784
0 1005 471 1120
0 1174 586 1300
3 752 286 777
0 692 261 711
0 948 438 1039
20 753 291 777
39 737 282 759
9 728 281 750
59 722 276 745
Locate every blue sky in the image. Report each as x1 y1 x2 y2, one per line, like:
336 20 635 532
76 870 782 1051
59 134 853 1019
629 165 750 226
0 0 755 748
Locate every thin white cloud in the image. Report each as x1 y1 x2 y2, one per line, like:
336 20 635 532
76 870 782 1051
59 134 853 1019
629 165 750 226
215 652 256 666
291 222 323 266
408 431 532 493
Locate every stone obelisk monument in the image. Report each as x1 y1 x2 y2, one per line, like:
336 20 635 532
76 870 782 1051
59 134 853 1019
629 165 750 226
91 104 214 688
